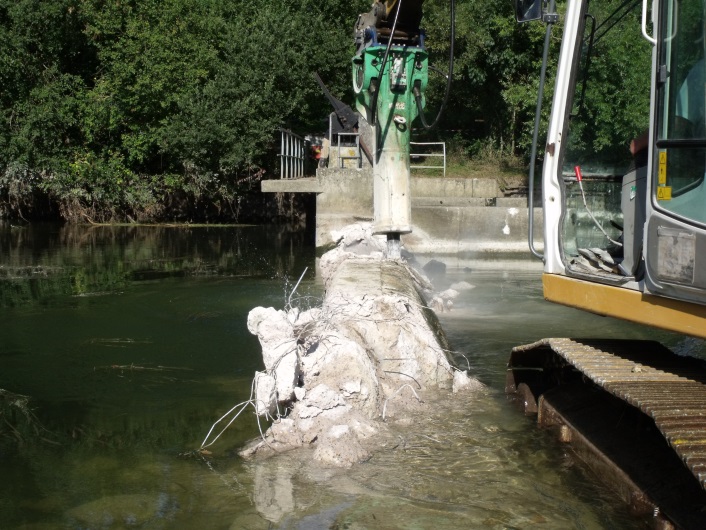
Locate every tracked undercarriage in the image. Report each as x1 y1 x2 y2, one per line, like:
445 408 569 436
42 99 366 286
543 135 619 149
507 339 706 528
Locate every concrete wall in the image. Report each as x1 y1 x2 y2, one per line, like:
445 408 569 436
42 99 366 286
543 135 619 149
412 176 499 199
312 168 543 256
260 167 543 256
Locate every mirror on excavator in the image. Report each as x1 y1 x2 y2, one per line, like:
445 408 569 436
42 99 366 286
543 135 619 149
514 0 543 23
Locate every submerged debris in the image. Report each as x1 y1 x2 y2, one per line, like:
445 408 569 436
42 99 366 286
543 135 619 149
0 388 57 446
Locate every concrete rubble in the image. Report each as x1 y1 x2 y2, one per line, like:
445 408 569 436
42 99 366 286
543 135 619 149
241 223 484 468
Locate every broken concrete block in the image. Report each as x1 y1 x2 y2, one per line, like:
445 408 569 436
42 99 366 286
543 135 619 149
312 424 370 468
254 371 276 416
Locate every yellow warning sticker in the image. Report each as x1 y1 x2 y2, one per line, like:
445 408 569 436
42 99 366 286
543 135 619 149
658 150 667 185
657 186 672 200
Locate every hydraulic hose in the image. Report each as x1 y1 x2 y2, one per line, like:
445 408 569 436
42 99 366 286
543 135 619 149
527 4 557 261
415 0 455 130
370 0 404 126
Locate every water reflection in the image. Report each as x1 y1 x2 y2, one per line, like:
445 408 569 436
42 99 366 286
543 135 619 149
0 222 312 307
0 225 696 529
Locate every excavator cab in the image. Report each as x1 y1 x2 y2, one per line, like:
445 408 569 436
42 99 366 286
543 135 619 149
519 0 706 334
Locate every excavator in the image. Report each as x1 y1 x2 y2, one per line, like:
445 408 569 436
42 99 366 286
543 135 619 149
507 0 706 526
355 0 706 526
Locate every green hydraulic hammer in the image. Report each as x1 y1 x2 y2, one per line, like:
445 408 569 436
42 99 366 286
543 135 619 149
353 0 428 258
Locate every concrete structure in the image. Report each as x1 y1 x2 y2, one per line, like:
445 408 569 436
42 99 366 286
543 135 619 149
262 167 543 256
241 225 484 470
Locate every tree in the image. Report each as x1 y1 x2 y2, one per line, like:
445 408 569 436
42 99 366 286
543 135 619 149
0 0 652 221
420 0 550 157
0 0 367 221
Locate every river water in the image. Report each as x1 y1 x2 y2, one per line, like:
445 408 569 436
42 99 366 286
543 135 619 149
0 224 700 529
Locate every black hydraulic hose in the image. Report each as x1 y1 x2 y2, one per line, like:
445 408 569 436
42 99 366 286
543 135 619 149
415 0 455 129
370 0 403 126
527 15 555 261
594 0 640 45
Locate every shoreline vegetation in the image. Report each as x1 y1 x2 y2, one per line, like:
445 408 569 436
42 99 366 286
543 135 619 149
1 0 645 223
0 0 547 224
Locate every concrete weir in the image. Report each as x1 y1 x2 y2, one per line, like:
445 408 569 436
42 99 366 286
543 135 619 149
262 168 543 256
241 224 484 467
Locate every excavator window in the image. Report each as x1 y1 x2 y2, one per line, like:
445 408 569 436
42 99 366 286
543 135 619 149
559 0 651 276
655 0 706 225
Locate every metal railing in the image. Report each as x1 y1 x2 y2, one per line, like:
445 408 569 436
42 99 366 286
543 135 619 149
410 141 446 177
278 129 305 179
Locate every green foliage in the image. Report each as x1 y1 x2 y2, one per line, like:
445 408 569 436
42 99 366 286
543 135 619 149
0 0 653 220
163 2 359 174
420 0 551 157
0 0 366 221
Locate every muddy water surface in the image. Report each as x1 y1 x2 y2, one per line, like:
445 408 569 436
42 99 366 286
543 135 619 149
0 224 698 529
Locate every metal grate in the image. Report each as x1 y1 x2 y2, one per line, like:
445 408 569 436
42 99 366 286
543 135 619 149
278 129 305 179
410 141 446 177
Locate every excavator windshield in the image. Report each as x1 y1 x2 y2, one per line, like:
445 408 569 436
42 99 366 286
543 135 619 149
656 0 706 225
558 0 651 271
562 0 651 177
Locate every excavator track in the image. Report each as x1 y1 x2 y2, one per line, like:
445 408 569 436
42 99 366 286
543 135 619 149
507 338 706 528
